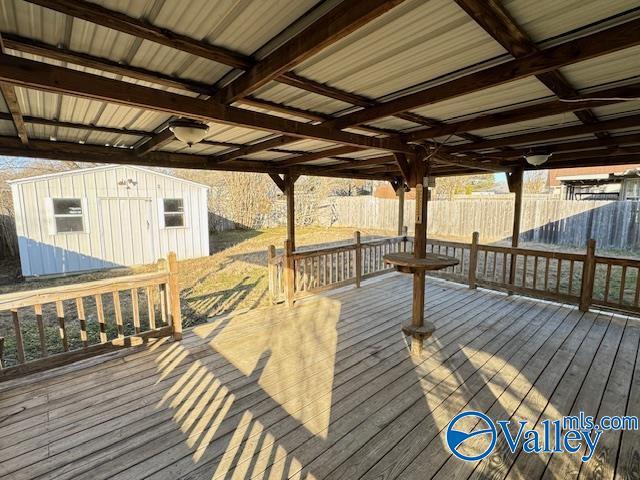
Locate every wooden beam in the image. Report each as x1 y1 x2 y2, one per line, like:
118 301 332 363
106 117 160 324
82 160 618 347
0 136 395 180
506 166 523 286
268 173 286 193
326 18 640 129
322 155 397 172
405 83 640 142
430 151 507 173
0 82 28 144
454 0 608 139
210 136 301 164
275 146 361 167
215 0 404 104
446 114 640 153
481 133 640 159
135 129 173 155
0 53 412 153
393 152 413 184
25 0 251 69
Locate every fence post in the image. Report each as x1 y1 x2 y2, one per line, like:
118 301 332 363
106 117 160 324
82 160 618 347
284 239 295 306
0 336 4 369
166 252 182 341
468 231 480 289
580 239 597 312
354 231 362 288
267 245 276 304
401 226 408 252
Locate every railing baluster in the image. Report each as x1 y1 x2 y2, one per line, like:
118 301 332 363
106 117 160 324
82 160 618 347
159 284 168 325
568 260 575 294
533 256 539 290
113 291 124 338
502 252 507 284
95 294 107 343
544 257 550 291
131 288 141 334
604 263 612 302
145 287 156 331
619 265 627 305
522 255 528 288
556 259 562 293
76 297 88 349
11 309 25 364
34 303 47 357
634 267 640 307
56 301 69 352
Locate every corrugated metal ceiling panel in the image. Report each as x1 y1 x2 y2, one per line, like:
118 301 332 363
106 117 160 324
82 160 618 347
469 113 582 139
408 77 554 123
0 120 16 137
253 81 351 116
295 0 506 100
558 45 640 90
504 0 639 42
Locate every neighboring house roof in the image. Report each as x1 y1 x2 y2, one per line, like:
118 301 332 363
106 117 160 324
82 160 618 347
7 164 210 189
548 164 640 187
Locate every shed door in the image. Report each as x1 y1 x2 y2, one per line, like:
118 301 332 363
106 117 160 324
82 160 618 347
98 198 155 267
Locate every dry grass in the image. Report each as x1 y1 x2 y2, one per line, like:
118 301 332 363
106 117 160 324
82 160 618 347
0 226 391 366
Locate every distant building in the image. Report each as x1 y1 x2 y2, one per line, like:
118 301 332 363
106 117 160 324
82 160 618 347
549 164 640 200
9 165 209 276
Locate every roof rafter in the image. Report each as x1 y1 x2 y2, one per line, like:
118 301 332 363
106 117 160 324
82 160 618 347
0 82 28 144
326 17 640 129
454 0 608 139
274 146 362 167
446 114 640 153
404 82 640 142
0 136 395 181
0 53 413 153
214 0 404 104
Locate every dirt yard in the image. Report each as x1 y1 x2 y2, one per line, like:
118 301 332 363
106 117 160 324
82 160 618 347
0 226 391 365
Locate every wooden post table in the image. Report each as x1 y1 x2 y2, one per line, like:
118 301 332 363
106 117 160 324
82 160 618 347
383 252 459 356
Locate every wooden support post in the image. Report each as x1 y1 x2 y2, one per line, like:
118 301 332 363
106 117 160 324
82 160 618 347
267 244 277 304
397 184 405 236
354 231 362 288
284 174 298 251
507 167 524 288
580 239 597 312
284 239 295 306
167 252 182 341
403 159 432 357
468 231 480 289
402 225 408 252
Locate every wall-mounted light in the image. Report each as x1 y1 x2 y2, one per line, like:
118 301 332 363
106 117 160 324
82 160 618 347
169 119 209 147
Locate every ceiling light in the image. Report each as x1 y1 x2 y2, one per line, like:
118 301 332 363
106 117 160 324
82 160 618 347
524 148 552 166
169 119 209 147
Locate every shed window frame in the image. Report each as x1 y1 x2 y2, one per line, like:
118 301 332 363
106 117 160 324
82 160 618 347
51 198 86 234
162 198 186 228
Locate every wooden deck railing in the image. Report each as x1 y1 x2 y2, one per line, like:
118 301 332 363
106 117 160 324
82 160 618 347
267 231 640 317
0 252 182 380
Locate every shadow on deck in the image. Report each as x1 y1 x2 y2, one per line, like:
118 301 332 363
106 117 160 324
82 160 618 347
0 274 638 480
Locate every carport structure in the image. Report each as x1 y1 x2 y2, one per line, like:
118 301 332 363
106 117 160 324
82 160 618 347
1 1 640 479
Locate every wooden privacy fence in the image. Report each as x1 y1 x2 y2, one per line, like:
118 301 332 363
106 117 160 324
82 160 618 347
0 252 182 380
268 232 640 317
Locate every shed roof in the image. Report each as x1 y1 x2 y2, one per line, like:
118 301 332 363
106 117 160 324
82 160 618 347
0 0 639 182
7 164 210 189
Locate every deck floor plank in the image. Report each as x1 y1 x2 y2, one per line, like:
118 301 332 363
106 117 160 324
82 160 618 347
0 275 637 480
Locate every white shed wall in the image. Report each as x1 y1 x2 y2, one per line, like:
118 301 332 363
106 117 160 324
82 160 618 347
11 165 209 276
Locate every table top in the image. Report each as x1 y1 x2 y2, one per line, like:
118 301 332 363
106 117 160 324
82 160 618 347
383 252 459 272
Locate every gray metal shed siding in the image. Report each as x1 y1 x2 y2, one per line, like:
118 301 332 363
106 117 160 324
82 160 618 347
10 165 209 276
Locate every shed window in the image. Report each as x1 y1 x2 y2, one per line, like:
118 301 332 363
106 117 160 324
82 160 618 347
53 198 85 233
625 179 640 200
163 199 184 227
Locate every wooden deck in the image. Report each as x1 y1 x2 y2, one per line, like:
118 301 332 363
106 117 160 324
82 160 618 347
0 274 639 480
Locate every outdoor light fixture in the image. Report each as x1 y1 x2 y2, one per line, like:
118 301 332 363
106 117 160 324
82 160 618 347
524 148 552 166
169 119 209 147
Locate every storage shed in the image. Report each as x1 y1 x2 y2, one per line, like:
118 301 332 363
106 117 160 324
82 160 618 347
9 165 209 276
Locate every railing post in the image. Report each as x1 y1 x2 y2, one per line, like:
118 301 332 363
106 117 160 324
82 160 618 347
267 245 277 304
0 336 4 369
167 252 182 341
580 239 597 312
354 231 362 288
468 231 480 289
284 239 295 306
